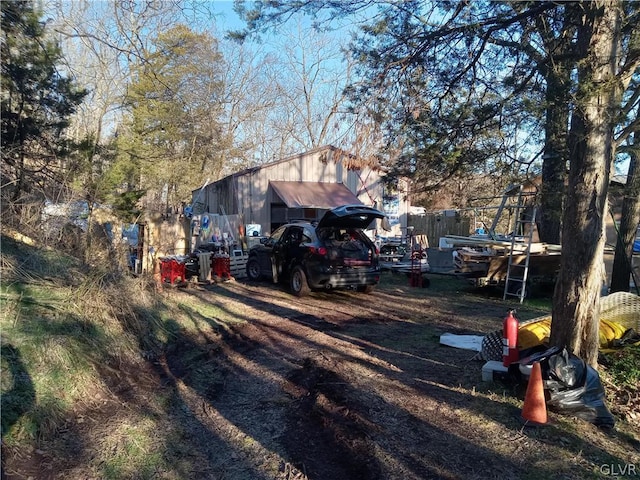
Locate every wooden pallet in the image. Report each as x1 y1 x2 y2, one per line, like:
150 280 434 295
230 254 248 279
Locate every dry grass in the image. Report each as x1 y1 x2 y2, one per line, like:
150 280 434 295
2 235 639 480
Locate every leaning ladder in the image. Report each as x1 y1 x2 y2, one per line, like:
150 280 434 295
503 188 537 303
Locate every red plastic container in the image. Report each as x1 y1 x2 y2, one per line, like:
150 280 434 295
160 259 186 285
211 256 231 279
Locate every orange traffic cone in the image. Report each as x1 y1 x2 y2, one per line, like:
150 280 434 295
521 361 548 426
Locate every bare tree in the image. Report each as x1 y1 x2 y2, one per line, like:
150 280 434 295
216 41 282 172
276 22 349 150
47 1 198 143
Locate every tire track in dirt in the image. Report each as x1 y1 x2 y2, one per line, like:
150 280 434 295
181 281 528 479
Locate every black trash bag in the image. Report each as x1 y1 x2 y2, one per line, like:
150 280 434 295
520 346 616 429
611 328 640 348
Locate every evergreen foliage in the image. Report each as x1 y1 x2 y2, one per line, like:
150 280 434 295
116 25 229 211
1 0 86 207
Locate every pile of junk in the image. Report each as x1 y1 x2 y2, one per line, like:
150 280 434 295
158 242 236 285
478 292 640 429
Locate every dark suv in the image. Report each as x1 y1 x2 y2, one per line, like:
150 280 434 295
246 205 385 296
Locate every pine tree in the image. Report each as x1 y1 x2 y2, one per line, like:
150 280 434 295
1 0 86 213
117 25 228 213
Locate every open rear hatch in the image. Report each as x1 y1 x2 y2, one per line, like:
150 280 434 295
317 205 385 229
317 206 386 268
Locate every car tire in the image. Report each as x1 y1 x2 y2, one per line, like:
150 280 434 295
358 285 375 294
290 265 310 297
246 258 261 281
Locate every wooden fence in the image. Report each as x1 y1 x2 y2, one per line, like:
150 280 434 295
408 213 471 248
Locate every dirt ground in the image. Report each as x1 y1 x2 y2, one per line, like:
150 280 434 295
3 273 639 480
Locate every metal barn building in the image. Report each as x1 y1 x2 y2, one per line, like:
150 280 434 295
191 145 408 241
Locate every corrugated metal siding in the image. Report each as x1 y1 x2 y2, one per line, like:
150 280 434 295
194 146 385 231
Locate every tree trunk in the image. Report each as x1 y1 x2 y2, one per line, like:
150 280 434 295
11 100 27 204
610 134 640 292
538 6 575 245
539 70 570 245
550 0 622 368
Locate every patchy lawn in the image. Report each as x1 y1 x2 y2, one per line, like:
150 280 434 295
2 262 638 480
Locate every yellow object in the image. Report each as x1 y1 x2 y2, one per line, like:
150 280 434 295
598 319 629 348
517 292 640 351
518 317 551 350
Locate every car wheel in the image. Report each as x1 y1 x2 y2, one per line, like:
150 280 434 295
290 265 310 297
357 285 375 294
246 258 261 281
